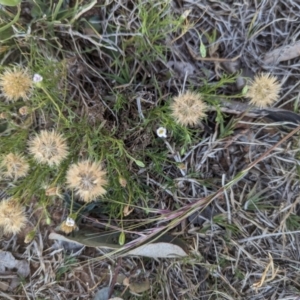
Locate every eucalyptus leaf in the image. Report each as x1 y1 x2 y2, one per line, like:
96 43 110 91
50 229 188 258
49 230 121 249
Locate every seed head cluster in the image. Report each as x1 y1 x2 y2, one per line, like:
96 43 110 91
0 66 33 102
66 160 107 203
170 91 207 126
1 152 30 180
247 73 281 108
28 130 69 167
0 198 27 234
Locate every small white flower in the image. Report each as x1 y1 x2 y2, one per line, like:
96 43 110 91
156 127 167 138
65 217 75 227
33 74 43 83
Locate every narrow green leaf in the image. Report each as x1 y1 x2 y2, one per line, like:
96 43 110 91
135 160 145 167
0 4 20 32
0 0 21 6
200 42 207 58
119 231 125 246
242 85 249 95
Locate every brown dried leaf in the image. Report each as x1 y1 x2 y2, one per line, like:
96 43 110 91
123 277 130 287
123 205 134 217
127 242 188 258
129 279 150 294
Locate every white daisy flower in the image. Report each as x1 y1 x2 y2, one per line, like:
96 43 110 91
156 127 167 138
33 74 43 84
65 217 75 227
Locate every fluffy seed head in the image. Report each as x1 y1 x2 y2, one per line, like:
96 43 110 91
170 91 207 126
1 153 30 180
0 66 33 102
0 198 27 234
66 160 108 203
247 73 281 108
28 130 69 167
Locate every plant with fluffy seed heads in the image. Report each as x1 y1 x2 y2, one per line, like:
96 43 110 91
170 91 207 126
0 66 33 102
28 130 69 167
247 73 281 108
1 153 30 180
0 198 27 234
66 160 107 203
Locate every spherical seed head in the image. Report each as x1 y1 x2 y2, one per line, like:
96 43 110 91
247 73 281 108
1 153 30 180
171 91 207 126
66 160 108 203
0 66 33 102
0 198 27 234
28 130 69 167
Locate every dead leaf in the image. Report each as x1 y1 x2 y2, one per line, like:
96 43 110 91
0 281 9 291
167 61 196 77
263 41 300 65
127 242 187 258
123 205 134 217
129 279 150 294
0 251 30 291
49 230 121 249
0 251 30 277
123 277 130 287
93 286 110 300
49 231 188 258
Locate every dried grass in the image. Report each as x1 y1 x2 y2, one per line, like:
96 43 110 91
2 0 300 299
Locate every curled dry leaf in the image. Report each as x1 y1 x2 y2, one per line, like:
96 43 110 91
128 242 188 258
123 277 130 287
263 41 300 65
123 205 134 216
0 251 30 290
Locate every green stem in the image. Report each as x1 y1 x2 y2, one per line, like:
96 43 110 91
0 4 21 33
41 86 68 123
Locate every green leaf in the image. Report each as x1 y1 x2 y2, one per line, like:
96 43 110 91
0 4 20 33
242 85 249 95
135 160 145 167
200 41 207 58
0 0 21 6
119 231 125 245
